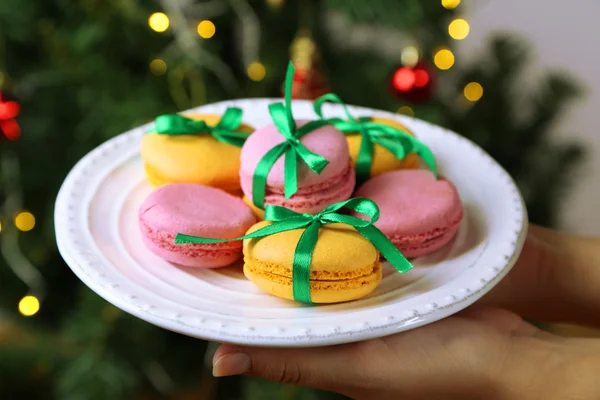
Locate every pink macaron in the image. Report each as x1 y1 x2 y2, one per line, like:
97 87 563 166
138 184 256 268
354 170 463 258
240 120 355 214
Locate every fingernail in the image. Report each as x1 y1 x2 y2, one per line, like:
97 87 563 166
212 352 251 377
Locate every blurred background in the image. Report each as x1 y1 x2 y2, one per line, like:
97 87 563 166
0 0 596 399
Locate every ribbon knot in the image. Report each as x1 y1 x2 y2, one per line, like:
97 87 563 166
286 136 301 146
251 62 333 209
311 213 323 224
175 197 412 303
314 93 437 184
149 107 250 147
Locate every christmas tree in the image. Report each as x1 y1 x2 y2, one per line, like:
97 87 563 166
0 0 583 399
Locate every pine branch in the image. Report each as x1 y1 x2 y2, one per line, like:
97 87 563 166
517 72 582 153
525 143 584 226
0 149 45 297
159 0 239 94
444 33 584 227
56 349 138 400
489 35 530 83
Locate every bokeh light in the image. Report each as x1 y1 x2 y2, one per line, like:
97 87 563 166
150 59 167 76
464 82 484 101
414 69 430 88
266 0 285 8
393 67 416 92
433 48 455 70
442 0 461 9
401 46 419 67
148 12 169 33
2 119 20 140
449 18 470 40
247 62 266 81
197 20 216 38
396 106 415 117
18 295 40 316
14 211 35 231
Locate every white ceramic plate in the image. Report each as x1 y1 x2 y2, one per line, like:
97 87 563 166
55 99 527 347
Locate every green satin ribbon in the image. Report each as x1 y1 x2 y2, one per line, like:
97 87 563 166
150 107 250 147
314 93 437 184
175 197 413 304
251 62 332 209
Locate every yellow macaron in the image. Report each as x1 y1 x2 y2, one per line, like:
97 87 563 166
346 116 420 178
243 221 382 303
141 114 253 192
242 196 265 221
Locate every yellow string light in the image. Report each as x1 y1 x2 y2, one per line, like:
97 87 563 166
433 48 455 70
449 18 470 40
247 62 266 82
14 211 35 232
150 59 167 76
102 305 120 322
0 221 2 232
266 0 285 8
401 46 419 67
148 12 170 33
396 106 415 117
442 0 460 9
19 295 40 317
197 20 216 39
464 82 484 101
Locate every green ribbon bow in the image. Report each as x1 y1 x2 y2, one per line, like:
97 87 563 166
314 93 437 184
175 197 413 304
151 107 250 147
251 61 333 209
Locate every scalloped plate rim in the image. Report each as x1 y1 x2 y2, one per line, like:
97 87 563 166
55 98 528 347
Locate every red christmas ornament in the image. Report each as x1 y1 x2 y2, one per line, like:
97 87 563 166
0 92 21 140
288 66 330 100
391 61 436 103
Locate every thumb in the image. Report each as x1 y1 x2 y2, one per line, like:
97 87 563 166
212 342 376 393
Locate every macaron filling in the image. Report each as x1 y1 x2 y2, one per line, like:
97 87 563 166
244 258 382 289
244 256 378 281
241 164 355 212
387 211 463 256
264 165 351 196
139 219 242 259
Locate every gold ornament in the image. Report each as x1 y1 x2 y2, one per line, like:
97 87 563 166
288 29 329 99
290 29 317 70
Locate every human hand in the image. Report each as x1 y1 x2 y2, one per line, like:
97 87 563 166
481 225 600 326
213 307 600 399
212 226 600 399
